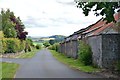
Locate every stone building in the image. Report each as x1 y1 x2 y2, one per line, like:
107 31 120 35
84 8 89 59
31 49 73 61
59 12 120 69
81 12 120 69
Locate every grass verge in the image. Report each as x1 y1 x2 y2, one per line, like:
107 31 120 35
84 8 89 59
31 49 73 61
50 50 100 73
16 48 40 58
0 62 19 79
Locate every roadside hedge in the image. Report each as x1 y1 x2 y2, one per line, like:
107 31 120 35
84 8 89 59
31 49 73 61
48 43 59 52
36 44 41 49
0 40 2 54
2 38 25 53
0 31 4 53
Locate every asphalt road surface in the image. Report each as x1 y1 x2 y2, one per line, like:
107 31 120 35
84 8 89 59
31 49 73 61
1 49 104 78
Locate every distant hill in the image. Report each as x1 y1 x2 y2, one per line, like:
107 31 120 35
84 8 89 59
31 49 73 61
28 35 66 42
49 35 66 41
48 35 66 44
40 37 55 41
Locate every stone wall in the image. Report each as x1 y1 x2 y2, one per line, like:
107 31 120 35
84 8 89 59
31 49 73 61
59 40 78 59
59 34 120 69
102 34 120 69
87 34 120 69
71 40 78 59
87 35 102 68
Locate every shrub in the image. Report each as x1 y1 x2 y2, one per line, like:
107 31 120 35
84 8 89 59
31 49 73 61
6 39 16 53
78 40 92 65
43 42 51 47
24 39 32 52
0 31 4 53
48 43 60 52
48 45 56 50
2 38 25 53
0 40 3 53
20 40 25 51
26 39 34 46
28 45 32 52
0 31 4 39
55 43 60 52
36 44 41 49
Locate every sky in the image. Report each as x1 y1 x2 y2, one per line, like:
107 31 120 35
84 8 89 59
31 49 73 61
0 0 102 37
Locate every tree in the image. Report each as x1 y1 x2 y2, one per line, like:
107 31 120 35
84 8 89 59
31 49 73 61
3 20 17 38
0 14 2 31
49 40 56 45
10 14 28 40
75 1 120 23
1 9 28 40
1 9 17 38
43 42 51 47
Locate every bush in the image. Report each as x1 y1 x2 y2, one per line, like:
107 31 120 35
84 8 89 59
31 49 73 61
0 31 4 39
36 44 41 49
24 39 33 52
43 42 51 47
2 38 25 53
6 40 16 53
48 45 56 50
28 45 32 52
48 43 60 52
55 43 60 52
0 40 2 54
0 31 4 53
26 39 34 47
78 40 92 65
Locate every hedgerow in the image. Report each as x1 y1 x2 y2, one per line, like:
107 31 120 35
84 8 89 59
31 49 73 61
36 44 41 49
2 38 25 53
48 43 60 52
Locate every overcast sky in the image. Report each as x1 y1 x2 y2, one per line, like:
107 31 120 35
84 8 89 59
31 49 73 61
0 0 102 37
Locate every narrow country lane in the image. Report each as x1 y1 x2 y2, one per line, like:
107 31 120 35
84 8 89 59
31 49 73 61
1 49 104 78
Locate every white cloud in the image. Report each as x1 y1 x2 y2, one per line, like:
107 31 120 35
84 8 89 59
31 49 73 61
0 0 102 37
25 24 81 37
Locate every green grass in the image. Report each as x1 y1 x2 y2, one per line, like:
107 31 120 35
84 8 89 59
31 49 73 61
33 42 44 48
33 42 43 46
16 48 40 58
50 50 100 73
0 62 19 79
